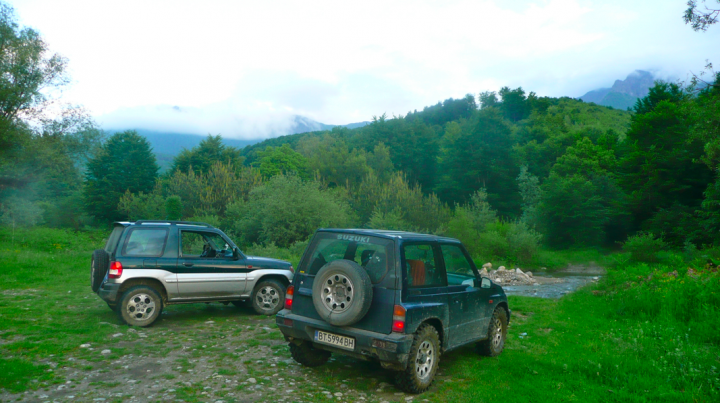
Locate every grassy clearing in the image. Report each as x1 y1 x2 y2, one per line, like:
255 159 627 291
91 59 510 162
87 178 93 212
0 226 718 402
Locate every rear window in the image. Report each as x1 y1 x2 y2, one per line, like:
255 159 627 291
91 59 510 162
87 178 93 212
121 228 169 257
301 233 394 283
104 226 125 253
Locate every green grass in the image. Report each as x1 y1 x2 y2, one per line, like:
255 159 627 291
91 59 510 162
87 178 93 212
0 226 718 402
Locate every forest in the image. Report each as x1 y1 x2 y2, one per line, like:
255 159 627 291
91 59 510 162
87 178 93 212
1 1 720 267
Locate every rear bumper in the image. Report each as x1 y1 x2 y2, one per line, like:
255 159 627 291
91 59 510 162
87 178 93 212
276 310 414 369
97 282 120 303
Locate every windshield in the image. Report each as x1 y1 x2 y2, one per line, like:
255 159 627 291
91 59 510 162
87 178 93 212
301 232 394 283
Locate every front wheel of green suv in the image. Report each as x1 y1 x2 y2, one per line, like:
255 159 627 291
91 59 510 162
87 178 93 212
395 324 441 394
476 307 508 357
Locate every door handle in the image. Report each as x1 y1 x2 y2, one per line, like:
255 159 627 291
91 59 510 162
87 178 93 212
183 263 194 267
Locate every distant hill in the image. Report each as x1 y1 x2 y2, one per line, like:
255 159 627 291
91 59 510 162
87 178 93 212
114 117 371 172
580 70 656 110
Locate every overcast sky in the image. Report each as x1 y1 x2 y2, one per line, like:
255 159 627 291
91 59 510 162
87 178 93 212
9 0 720 139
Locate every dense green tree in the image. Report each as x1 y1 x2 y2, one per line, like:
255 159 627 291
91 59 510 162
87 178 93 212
618 82 713 243
498 87 531 122
84 130 159 222
234 175 352 247
435 108 520 216
479 91 499 109
255 143 309 178
539 137 626 247
171 135 243 174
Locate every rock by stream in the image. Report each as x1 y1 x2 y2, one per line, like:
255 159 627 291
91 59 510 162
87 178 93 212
482 263 605 299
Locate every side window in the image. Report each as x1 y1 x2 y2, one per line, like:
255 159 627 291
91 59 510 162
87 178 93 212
404 244 445 288
122 228 168 257
181 231 233 258
441 245 476 286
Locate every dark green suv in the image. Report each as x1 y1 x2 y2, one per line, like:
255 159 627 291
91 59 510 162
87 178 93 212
276 229 510 394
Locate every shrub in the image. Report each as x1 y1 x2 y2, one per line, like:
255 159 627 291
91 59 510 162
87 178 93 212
622 232 667 263
165 196 183 220
235 175 352 247
506 221 543 263
477 230 509 260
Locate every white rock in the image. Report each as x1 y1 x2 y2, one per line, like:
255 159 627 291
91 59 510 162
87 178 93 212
101 349 111 355
112 333 123 338
80 344 91 348
498 266 506 271
526 271 533 277
248 378 257 384
482 262 492 269
334 392 343 397
516 268 523 274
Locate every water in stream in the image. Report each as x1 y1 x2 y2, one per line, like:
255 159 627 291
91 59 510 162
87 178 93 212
502 271 601 299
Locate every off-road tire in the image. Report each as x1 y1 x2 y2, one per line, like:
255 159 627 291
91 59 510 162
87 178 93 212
395 324 441 394
312 259 373 327
250 279 286 315
91 249 110 292
289 341 331 367
476 307 508 357
118 286 163 327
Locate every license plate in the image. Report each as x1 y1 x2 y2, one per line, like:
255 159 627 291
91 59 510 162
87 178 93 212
314 330 355 351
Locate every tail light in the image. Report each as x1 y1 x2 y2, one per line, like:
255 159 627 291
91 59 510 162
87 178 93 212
284 285 294 311
289 265 294 274
108 261 123 279
392 305 406 333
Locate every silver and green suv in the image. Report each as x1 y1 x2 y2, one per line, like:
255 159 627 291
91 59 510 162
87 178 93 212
91 220 293 327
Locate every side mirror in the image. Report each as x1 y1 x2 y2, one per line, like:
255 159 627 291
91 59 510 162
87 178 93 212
478 277 492 289
232 247 240 260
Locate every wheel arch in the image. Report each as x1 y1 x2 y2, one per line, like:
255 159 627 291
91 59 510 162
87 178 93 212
420 317 445 350
117 278 169 303
496 301 511 323
254 274 290 289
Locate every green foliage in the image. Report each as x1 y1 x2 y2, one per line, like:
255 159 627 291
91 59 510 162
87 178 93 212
117 190 165 221
255 143 308 178
435 108 519 216
83 130 159 223
0 196 43 227
351 172 450 233
165 195 183 220
619 82 713 245
366 208 409 231
170 134 243 174
516 166 541 227
234 175 352 247
622 232 667 263
162 162 262 218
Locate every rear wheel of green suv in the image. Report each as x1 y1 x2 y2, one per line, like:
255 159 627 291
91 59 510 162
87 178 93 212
289 341 331 367
118 286 163 327
396 323 441 394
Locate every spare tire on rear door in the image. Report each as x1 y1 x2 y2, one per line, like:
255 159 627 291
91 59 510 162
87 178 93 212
91 249 110 292
312 259 373 327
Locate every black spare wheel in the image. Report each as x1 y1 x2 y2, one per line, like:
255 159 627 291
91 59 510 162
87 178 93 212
312 259 373 326
91 249 110 292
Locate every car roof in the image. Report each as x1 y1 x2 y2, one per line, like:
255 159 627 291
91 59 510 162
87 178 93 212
317 228 461 243
113 220 215 229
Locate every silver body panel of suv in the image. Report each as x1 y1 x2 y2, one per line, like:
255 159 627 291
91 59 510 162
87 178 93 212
93 221 293 326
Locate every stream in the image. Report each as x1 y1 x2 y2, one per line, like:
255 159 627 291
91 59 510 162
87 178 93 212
502 271 601 299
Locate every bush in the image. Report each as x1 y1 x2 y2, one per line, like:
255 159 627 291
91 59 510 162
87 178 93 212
623 232 667 263
235 175 352 247
476 230 509 260
507 221 543 263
